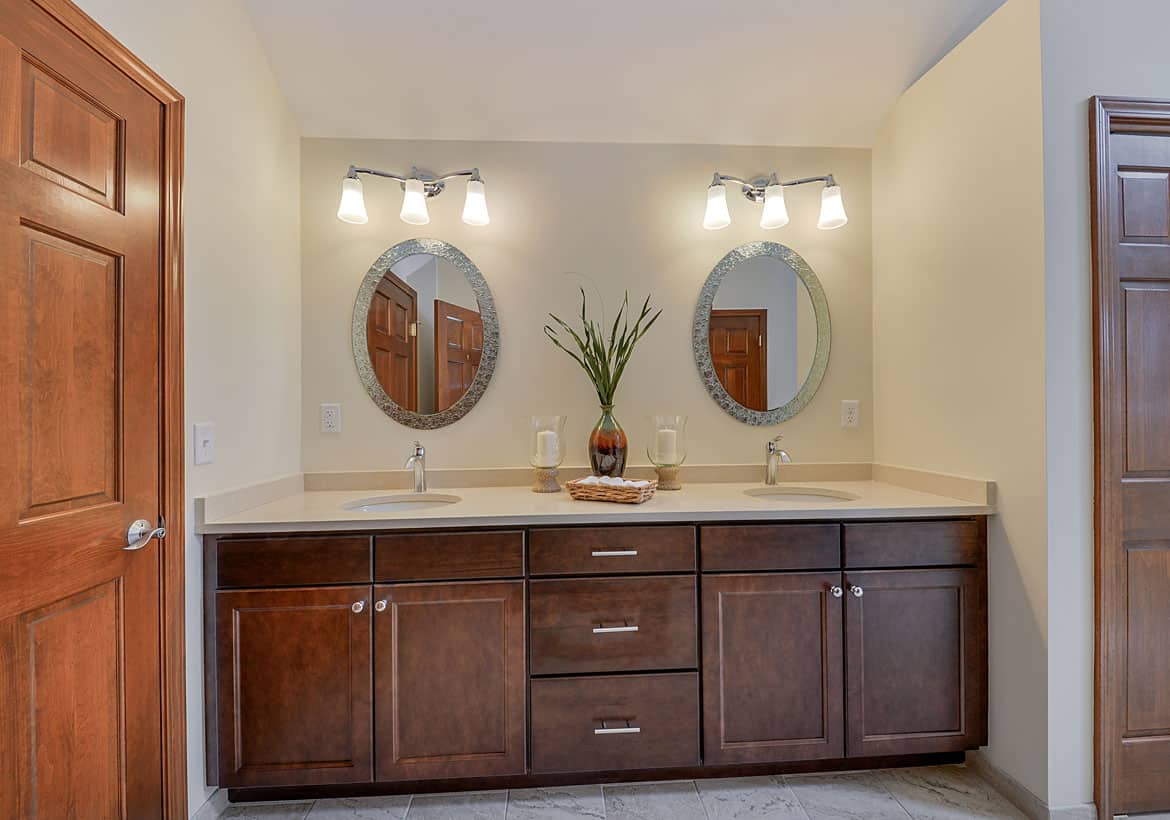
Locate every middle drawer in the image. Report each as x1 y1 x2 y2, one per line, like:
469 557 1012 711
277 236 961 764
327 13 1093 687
529 576 698 675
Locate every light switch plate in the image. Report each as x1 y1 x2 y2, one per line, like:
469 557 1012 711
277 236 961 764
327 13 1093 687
841 400 860 428
193 422 215 465
320 403 341 434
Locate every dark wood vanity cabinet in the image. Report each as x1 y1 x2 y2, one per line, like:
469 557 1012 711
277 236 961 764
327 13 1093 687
205 516 986 797
373 580 526 781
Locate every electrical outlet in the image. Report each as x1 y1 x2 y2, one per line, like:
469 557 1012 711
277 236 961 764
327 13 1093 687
841 400 860 428
320 403 341 433
193 422 215 465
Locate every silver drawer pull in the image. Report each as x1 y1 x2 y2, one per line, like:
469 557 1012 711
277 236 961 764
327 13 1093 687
591 550 638 557
594 719 640 735
593 624 639 634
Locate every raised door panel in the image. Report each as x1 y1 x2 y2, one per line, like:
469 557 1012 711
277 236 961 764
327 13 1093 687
701 572 844 765
215 586 372 787
374 581 525 781
844 569 986 757
1124 285 1170 472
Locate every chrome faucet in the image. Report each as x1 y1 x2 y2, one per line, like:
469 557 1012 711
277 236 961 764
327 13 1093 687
404 441 427 492
765 434 792 485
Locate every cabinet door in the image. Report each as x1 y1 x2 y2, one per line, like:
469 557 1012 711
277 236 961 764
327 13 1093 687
215 586 372 787
701 573 844 764
844 568 987 757
374 581 526 781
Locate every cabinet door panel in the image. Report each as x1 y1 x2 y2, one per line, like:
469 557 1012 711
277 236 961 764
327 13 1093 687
844 568 986 757
374 581 526 781
215 586 372 787
702 573 844 764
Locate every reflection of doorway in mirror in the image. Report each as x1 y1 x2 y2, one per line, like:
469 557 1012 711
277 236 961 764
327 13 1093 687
367 269 419 411
435 300 483 411
710 310 767 411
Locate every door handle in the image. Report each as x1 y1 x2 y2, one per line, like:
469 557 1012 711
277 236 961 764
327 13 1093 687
125 517 166 551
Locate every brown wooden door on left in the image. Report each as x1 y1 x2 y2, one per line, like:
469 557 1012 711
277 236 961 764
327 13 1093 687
434 298 483 411
374 580 526 781
368 270 418 411
215 586 373 787
709 309 767 410
0 3 177 817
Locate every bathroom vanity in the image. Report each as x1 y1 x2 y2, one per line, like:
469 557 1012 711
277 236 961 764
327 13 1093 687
201 482 989 802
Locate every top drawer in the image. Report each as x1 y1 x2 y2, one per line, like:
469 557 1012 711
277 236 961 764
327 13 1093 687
214 535 371 588
700 524 840 572
529 526 696 576
843 520 983 568
375 530 524 581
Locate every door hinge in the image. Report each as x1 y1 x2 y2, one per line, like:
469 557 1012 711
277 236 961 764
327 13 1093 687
410 322 418 337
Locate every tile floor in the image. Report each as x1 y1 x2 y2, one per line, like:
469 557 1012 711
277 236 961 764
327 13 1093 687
193 765 1029 819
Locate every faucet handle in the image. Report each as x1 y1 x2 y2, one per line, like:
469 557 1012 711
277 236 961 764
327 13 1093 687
412 441 424 455
767 433 783 454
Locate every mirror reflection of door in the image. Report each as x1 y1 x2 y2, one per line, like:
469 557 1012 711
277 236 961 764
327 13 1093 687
435 300 484 412
366 253 483 415
367 270 418 411
710 310 767 411
709 254 817 412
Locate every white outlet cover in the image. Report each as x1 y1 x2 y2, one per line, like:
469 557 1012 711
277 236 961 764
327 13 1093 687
193 422 215 465
841 400 860 429
320 403 342 433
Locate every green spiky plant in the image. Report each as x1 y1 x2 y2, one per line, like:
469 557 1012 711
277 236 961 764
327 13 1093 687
544 289 662 406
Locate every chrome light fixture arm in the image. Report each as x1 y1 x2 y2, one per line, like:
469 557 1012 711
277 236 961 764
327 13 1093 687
345 165 483 197
712 171 837 203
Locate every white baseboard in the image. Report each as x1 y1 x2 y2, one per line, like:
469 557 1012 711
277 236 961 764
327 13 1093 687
967 751 1097 820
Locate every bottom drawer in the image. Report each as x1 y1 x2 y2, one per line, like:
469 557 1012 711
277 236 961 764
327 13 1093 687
531 673 699 773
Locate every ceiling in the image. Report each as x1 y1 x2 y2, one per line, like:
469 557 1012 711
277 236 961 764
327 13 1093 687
241 0 1006 147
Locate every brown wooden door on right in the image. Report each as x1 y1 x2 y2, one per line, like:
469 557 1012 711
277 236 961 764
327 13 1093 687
434 298 483 411
709 309 767 410
374 580 526 781
368 270 418 410
701 572 844 764
843 569 986 757
0 5 169 817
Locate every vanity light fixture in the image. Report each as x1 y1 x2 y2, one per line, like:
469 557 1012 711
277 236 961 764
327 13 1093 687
337 165 490 227
703 172 847 231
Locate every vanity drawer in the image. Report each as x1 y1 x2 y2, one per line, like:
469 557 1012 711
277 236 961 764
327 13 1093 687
529 526 696 576
215 535 371 588
700 524 840 572
843 520 982 568
529 576 697 675
530 673 700 773
374 531 524 581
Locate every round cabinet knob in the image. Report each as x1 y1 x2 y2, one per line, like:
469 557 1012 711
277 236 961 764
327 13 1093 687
351 600 365 614
849 585 864 598
374 600 387 613
830 585 844 598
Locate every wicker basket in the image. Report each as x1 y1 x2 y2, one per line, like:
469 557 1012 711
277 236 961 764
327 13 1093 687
565 478 658 505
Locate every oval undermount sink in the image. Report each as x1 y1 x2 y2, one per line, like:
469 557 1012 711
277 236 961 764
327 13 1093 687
342 493 462 513
745 486 861 503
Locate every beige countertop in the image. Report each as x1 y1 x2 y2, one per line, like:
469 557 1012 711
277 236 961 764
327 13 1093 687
196 478 994 535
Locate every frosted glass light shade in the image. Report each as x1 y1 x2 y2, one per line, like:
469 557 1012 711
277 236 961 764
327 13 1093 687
336 177 368 224
462 179 490 226
760 184 790 229
817 184 848 230
400 178 430 225
702 183 731 230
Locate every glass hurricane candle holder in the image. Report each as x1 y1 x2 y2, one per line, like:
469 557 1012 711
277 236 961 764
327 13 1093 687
529 415 567 493
647 415 687 490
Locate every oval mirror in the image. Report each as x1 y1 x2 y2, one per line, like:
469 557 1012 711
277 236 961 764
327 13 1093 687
353 238 498 429
693 241 830 425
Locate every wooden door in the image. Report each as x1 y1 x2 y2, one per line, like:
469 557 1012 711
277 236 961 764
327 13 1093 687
843 569 986 757
0 3 184 817
709 309 767 410
1092 97 1170 815
214 586 373 787
368 270 418 410
374 580 525 781
434 298 482 411
701 572 844 764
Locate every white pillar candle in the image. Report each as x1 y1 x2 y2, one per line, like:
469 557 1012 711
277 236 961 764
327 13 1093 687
656 429 678 464
536 430 559 466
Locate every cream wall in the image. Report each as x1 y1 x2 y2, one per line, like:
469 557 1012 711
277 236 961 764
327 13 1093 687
1038 0 1170 808
872 0 1050 802
302 140 872 472
74 1 303 815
